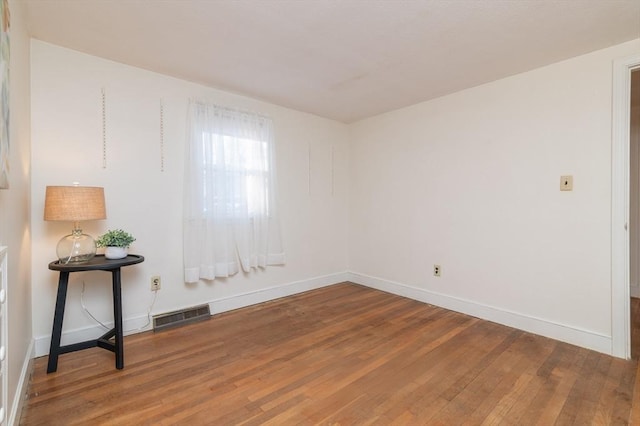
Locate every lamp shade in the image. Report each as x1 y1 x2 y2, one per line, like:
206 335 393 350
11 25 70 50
44 186 106 222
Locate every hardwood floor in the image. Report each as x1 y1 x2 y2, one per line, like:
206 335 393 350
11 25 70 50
20 283 640 425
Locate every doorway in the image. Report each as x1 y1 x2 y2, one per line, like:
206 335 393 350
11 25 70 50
612 54 640 359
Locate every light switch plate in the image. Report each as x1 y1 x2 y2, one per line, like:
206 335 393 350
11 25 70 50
560 175 573 191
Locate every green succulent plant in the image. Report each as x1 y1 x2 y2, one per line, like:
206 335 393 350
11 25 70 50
96 229 136 248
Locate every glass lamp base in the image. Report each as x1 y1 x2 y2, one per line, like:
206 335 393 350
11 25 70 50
57 229 97 264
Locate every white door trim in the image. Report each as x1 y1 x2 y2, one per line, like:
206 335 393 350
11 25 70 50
612 54 640 359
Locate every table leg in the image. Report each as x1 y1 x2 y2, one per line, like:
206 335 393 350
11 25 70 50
112 268 124 369
47 271 70 374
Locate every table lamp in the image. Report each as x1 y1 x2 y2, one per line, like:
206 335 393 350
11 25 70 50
44 185 107 264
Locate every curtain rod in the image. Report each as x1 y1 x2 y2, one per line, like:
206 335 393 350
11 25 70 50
189 99 271 121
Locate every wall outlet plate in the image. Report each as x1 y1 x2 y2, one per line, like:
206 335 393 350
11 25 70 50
151 275 161 291
560 175 573 191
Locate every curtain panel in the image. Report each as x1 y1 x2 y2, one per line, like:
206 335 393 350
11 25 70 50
183 101 285 283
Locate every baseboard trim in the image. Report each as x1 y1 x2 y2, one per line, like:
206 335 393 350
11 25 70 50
33 270 610 359
33 272 349 357
348 272 612 356
34 312 154 358
10 339 34 426
207 272 349 314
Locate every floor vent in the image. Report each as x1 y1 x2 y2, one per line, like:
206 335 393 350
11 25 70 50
153 304 211 332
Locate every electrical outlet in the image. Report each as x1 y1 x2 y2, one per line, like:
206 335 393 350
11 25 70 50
560 175 573 191
433 265 441 277
151 275 161 291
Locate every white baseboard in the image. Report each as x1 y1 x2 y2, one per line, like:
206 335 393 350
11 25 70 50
34 312 154 358
34 272 349 357
33 270 610 360
9 339 34 426
207 271 349 314
348 272 613 356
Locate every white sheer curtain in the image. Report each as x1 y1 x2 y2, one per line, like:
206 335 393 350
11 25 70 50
183 101 285 283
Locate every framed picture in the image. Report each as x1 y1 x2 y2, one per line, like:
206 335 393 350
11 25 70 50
0 0 9 189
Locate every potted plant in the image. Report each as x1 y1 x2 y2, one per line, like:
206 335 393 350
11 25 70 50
96 229 136 259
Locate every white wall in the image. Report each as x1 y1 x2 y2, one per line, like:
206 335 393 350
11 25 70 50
30 41 349 356
29 34 640 361
348 39 640 354
0 0 32 423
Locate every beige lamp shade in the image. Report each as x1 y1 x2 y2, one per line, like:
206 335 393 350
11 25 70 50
44 186 107 222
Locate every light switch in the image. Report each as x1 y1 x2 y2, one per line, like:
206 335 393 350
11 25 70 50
560 175 573 191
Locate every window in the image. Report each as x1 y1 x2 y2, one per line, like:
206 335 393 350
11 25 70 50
201 132 270 217
183 101 284 283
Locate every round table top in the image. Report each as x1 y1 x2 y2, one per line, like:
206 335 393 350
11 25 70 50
48 254 144 272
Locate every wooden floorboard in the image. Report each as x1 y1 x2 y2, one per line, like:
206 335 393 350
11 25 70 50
19 283 640 425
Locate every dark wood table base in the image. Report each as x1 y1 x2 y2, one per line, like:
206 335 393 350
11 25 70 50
47 255 144 373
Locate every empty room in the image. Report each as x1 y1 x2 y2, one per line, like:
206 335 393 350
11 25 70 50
0 0 639 424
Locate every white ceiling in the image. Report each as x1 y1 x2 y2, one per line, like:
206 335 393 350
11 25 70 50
23 0 640 123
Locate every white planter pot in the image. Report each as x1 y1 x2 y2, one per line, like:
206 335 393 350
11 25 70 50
104 246 128 260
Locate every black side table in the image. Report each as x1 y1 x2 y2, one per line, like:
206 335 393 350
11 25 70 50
47 254 144 373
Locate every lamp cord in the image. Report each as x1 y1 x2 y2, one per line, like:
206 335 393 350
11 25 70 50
60 232 77 265
80 281 158 332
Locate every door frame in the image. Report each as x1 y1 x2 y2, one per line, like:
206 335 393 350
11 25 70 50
612 53 640 359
